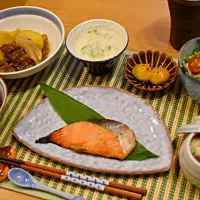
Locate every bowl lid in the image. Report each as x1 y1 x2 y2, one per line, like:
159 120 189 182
177 116 200 134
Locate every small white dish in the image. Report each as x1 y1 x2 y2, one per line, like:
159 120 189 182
179 133 200 188
0 6 65 79
0 77 7 113
13 86 173 174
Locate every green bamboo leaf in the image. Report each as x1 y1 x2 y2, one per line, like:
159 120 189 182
40 83 159 161
126 141 159 160
40 83 104 124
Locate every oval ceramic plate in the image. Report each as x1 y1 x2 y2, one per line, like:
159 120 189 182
13 86 173 174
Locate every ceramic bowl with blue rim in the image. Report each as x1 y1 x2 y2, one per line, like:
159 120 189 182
179 37 200 102
0 77 7 114
0 6 65 79
66 19 129 76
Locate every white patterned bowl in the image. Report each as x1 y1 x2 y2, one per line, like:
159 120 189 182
0 77 7 114
0 6 65 79
66 19 128 75
179 133 200 187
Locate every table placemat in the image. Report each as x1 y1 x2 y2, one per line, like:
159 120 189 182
0 46 200 200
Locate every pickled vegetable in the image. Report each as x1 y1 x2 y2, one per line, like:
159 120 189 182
132 64 151 81
149 67 170 85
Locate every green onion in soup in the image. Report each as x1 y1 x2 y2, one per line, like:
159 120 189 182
74 28 124 61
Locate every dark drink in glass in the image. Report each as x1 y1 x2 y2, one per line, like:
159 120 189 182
168 0 200 50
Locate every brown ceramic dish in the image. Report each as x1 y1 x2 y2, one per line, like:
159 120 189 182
124 50 178 91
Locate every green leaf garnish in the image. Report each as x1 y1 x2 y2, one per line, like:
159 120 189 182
126 141 159 160
40 83 104 124
40 83 159 161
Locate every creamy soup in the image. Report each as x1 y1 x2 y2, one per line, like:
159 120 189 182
74 28 124 61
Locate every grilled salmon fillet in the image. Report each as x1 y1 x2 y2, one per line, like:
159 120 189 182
35 119 136 160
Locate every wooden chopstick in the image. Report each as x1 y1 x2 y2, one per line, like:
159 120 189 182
0 156 146 195
0 156 147 195
28 161 146 195
0 156 146 199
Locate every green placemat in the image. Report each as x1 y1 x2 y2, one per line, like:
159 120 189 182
0 47 200 200
0 180 65 200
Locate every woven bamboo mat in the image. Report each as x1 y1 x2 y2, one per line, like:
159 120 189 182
0 46 200 200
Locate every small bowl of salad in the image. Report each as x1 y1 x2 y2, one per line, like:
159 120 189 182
179 37 200 102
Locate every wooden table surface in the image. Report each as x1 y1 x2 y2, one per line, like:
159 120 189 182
0 0 179 199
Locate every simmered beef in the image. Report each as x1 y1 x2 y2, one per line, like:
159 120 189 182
0 42 35 72
0 60 16 72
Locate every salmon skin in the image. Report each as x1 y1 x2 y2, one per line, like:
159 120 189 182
35 119 136 160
